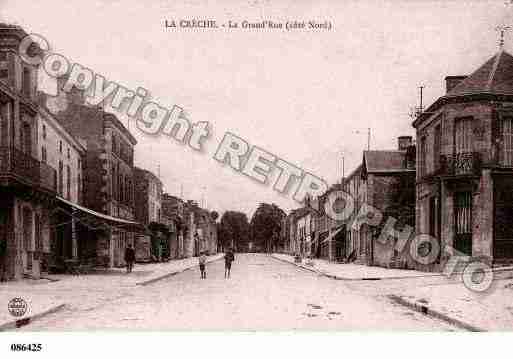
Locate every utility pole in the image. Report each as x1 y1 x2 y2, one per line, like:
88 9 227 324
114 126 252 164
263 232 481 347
354 129 371 151
367 128 371 151
496 24 511 49
341 155 345 184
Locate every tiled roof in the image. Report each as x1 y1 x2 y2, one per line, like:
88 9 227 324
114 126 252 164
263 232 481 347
363 150 408 173
448 50 513 96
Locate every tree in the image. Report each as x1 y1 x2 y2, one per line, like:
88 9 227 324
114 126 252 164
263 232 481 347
218 211 250 252
210 211 219 222
249 203 286 253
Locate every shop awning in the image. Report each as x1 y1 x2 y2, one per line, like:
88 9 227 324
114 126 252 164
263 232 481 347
320 225 345 245
55 196 143 231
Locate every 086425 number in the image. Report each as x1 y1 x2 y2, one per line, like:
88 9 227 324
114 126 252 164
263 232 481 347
10 343 42 352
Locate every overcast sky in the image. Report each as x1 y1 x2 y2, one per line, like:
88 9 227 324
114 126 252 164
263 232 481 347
1 0 511 218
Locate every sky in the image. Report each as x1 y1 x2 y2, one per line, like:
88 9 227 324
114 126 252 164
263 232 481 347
1 0 511 218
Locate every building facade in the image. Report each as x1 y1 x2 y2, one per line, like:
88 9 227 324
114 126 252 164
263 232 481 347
37 105 86 271
161 193 185 258
43 83 140 268
134 167 166 262
413 50 513 271
0 24 58 280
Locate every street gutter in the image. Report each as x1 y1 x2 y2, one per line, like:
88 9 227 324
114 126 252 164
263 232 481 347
0 304 67 332
136 255 224 286
387 294 484 332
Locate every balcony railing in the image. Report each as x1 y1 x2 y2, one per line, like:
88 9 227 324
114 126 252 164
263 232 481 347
440 152 481 177
0 146 56 193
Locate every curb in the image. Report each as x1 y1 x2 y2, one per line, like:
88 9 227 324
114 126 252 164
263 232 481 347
270 255 465 281
0 304 67 331
270 255 322 275
136 256 224 286
387 294 484 332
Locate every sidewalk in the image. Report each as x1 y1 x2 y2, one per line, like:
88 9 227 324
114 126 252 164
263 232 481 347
393 277 513 331
0 253 223 330
272 253 435 280
273 253 513 331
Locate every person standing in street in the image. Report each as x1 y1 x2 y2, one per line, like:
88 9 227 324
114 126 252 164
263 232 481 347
199 251 207 279
224 248 235 279
124 243 136 273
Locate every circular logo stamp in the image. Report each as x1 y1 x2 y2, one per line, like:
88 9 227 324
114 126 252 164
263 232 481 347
8 297 27 317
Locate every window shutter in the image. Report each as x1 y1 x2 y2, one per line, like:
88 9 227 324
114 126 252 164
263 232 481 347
492 110 502 164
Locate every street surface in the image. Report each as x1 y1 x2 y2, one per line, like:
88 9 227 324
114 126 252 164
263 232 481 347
20 254 456 330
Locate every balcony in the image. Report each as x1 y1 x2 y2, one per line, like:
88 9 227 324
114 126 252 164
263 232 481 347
0 146 56 193
440 152 481 177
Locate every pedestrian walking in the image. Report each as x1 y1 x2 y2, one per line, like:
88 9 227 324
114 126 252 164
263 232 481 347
199 251 207 279
124 243 136 273
224 248 235 279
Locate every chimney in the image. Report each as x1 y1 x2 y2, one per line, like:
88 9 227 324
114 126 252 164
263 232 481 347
445 76 467 93
398 136 412 151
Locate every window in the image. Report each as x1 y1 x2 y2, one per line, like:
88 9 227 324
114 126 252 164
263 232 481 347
0 69 7 82
501 117 513 166
21 123 31 155
22 67 31 97
77 173 82 203
41 146 47 163
59 140 62 153
67 148 70 159
434 124 441 171
455 192 472 235
66 165 71 199
119 174 124 202
454 117 473 154
419 136 427 177
58 160 63 196
42 124 46 139
111 163 117 200
112 135 118 155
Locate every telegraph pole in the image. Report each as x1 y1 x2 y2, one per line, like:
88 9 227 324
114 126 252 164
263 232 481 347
496 24 511 49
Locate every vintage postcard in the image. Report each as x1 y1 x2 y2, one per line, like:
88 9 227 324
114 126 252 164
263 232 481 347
0 0 512 357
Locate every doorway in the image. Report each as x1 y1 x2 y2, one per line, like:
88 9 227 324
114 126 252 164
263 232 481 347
454 191 472 256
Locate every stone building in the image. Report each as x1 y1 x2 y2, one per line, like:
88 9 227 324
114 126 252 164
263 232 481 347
413 49 513 271
342 137 416 268
344 165 364 263
43 82 141 268
37 105 86 271
0 24 57 280
161 193 185 258
294 207 315 258
315 183 345 261
183 201 218 256
134 167 166 261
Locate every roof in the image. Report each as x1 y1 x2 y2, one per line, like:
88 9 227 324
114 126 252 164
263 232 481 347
363 150 408 173
134 166 162 186
448 50 513 96
414 50 513 128
38 105 87 154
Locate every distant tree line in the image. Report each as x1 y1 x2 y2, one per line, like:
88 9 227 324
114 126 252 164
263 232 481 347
217 203 285 253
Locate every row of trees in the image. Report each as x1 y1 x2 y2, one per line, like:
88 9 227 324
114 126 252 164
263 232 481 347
217 203 286 253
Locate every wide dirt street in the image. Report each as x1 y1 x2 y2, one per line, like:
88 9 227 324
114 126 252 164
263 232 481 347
21 254 456 331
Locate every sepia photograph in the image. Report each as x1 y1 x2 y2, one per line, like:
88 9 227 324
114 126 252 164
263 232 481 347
0 0 512 357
